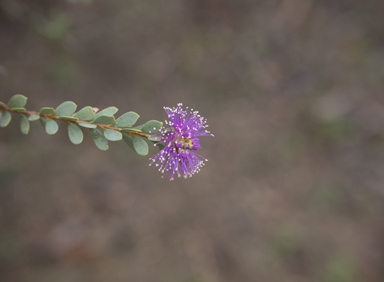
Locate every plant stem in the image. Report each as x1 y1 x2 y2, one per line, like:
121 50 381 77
1 105 155 138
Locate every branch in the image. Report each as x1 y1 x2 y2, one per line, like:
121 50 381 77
0 95 163 155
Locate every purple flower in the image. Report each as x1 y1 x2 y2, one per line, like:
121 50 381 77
149 103 213 180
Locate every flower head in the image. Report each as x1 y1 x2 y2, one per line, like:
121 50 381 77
149 103 213 180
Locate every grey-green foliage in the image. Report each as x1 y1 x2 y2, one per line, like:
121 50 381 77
122 133 149 156
20 115 30 134
58 116 78 120
115 112 139 127
55 101 77 116
94 107 118 118
7 94 27 108
93 115 115 125
132 134 149 155
67 123 83 144
78 122 97 128
0 111 11 127
0 95 164 156
40 118 59 135
141 120 163 133
148 136 161 141
104 129 122 141
40 107 55 115
75 106 95 121
28 114 40 121
90 128 108 151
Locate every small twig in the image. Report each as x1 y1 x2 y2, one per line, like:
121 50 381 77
2 106 154 138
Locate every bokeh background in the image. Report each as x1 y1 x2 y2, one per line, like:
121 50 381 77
1 0 384 281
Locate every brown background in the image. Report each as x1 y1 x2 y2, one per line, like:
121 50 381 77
1 0 384 281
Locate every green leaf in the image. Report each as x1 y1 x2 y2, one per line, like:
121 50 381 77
122 127 142 132
20 115 30 134
122 133 135 152
74 106 95 121
133 135 149 156
78 122 97 128
129 124 144 131
0 111 11 127
55 101 77 116
148 136 161 141
39 117 47 128
94 107 118 119
141 120 163 134
104 129 122 141
28 114 40 121
67 123 83 144
93 115 115 125
115 112 139 127
11 107 26 111
122 133 148 155
90 128 108 150
7 94 27 108
40 107 55 115
149 137 165 150
58 116 79 120
0 102 6 108
45 119 59 135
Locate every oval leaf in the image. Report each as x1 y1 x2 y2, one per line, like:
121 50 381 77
0 111 11 127
0 102 6 108
141 120 163 134
133 135 149 156
45 119 59 135
68 123 83 144
122 133 135 152
78 122 97 128
122 127 142 132
75 106 95 121
11 107 26 111
94 107 118 119
40 107 55 115
20 114 30 134
58 116 79 120
55 101 77 116
39 117 47 128
115 112 139 127
104 129 122 141
148 136 161 141
90 128 109 150
7 94 27 108
93 115 115 125
28 114 40 121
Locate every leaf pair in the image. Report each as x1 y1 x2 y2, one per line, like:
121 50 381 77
0 95 28 133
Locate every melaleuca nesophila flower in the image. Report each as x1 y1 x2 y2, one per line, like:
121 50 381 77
149 103 213 180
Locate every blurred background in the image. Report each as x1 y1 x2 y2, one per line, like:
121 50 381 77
1 0 384 281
